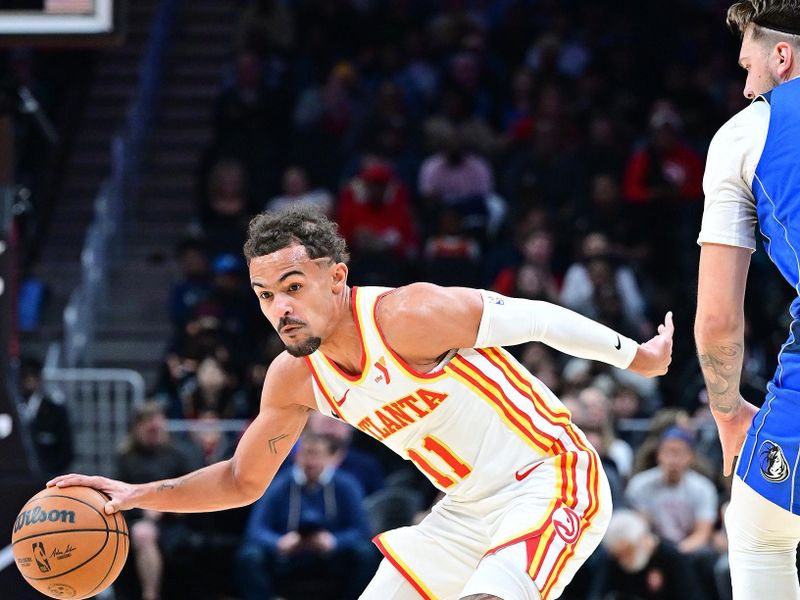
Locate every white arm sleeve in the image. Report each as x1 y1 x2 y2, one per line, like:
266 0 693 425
474 290 638 369
697 100 768 251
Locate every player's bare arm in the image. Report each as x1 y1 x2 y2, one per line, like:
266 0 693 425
47 351 316 513
377 282 674 377
695 242 760 475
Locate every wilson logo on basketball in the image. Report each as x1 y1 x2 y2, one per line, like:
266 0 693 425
13 506 76 533
551 506 582 544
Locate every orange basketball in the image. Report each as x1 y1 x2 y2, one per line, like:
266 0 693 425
11 486 129 599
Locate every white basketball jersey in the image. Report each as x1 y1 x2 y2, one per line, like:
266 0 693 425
304 286 582 500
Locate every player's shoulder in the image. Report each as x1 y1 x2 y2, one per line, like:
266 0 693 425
385 282 444 306
262 351 315 407
712 99 770 144
377 282 480 320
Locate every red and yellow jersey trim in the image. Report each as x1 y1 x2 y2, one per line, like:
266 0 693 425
373 534 436 600
446 354 561 455
303 357 343 419
318 286 370 384
372 290 449 383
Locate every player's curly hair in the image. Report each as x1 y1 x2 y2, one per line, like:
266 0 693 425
727 0 800 40
243 206 350 265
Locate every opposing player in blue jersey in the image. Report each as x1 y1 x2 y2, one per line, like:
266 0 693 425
695 1 800 598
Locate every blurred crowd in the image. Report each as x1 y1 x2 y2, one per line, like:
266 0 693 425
11 0 800 599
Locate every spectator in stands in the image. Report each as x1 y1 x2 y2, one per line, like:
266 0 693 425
622 101 705 280
17 357 73 476
561 232 647 331
264 165 333 216
168 239 211 331
203 253 260 351
236 432 374 600
116 402 201 600
622 101 704 206
179 355 244 419
199 159 251 258
490 228 559 302
519 343 562 395
578 386 634 481
418 125 493 209
337 160 418 285
626 427 718 554
603 509 707 600
421 207 482 288
305 411 384 497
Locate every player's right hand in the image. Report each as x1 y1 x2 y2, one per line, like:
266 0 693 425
628 311 674 377
46 474 134 514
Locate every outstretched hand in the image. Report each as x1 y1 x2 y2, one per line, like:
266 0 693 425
47 474 135 514
628 311 674 377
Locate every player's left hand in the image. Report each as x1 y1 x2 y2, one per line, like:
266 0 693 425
628 311 674 377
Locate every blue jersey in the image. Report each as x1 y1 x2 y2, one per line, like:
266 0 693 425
737 77 800 513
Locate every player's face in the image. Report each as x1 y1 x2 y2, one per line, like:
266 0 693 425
739 26 782 99
295 439 338 483
656 438 692 481
249 244 348 357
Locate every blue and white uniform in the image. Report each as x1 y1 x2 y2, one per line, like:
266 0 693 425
699 76 800 600
700 77 800 511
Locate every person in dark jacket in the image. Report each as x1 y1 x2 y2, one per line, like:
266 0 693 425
18 357 73 476
236 431 375 600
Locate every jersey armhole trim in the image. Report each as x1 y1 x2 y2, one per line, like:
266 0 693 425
303 356 343 419
319 286 370 384
372 289 449 381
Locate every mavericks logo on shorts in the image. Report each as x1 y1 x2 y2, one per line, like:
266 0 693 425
759 440 790 483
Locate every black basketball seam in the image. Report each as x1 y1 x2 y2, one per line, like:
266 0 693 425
13 529 129 546
20 529 110 581
86 509 124 595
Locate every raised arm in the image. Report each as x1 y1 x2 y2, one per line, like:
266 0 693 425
695 243 759 475
48 353 315 514
377 283 673 378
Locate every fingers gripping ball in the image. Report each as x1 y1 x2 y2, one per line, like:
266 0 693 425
11 486 129 599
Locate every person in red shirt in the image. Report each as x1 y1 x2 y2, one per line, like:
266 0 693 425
622 102 705 280
336 160 419 285
622 103 704 205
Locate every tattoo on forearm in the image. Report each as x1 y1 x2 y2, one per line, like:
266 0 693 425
156 471 201 493
698 343 743 414
268 433 290 454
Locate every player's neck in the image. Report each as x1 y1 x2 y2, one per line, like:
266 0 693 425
318 285 365 375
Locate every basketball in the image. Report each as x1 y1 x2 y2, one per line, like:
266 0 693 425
11 486 129 599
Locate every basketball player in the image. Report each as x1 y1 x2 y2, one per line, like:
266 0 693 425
694 2 800 599
49 208 674 600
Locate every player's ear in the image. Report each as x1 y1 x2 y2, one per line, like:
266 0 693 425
775 41 794 78
331 262 348 293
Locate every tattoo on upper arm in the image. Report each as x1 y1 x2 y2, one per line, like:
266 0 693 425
156 482 175 493
698 343 743 413
268 433 290 454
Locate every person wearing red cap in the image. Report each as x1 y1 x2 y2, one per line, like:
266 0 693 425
336 159 419 285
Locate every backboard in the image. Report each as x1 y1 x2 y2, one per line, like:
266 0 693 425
0 0 124 46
